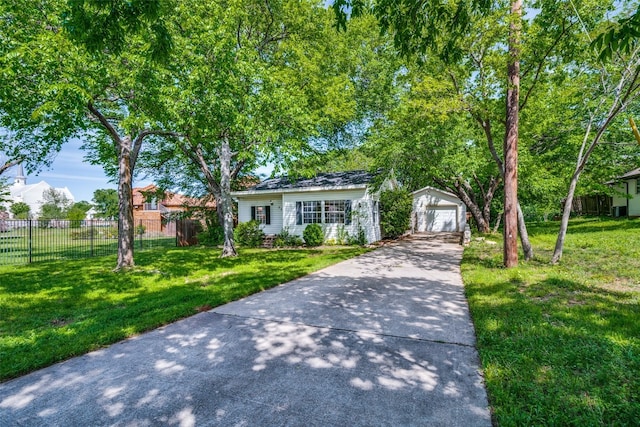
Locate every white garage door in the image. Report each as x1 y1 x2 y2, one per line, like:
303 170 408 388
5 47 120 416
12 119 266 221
417 207 458 232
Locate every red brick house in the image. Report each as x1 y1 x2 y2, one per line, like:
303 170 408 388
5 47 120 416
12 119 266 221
132 185 216 234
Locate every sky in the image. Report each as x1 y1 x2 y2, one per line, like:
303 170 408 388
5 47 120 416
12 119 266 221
5 139 273 203
5 139 117 202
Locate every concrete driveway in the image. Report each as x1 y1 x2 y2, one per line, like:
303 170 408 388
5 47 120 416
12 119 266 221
0 239 491 426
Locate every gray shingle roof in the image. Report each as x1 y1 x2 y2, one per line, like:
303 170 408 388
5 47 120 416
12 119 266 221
619 167 640 180
251 170 374 191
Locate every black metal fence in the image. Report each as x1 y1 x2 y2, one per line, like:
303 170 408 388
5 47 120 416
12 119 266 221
0 219 201 266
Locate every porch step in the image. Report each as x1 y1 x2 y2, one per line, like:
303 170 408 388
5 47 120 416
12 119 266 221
262 234 277 248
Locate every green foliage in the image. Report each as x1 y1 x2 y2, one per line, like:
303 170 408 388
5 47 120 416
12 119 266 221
63 0 173 61
39 188 72 221
197 225 224 247
332 0 490 61
135 224 146 235
234 220 265 248
462 218 640 426
0 245 369 380
273 228 304 248
592 7 640 61
347 225 367 246
303 223 324 247
66 201 92 228
10 202 30 219
92 189 119 219
379 189 412 238
70 228 98 240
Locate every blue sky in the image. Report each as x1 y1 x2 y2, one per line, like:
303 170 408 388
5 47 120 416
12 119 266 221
6 139 273 203
8 139 124 203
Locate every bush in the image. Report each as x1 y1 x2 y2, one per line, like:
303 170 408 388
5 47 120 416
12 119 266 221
71 228 97 240
303 223 324 247
197 225 224 247
273 228 304 248
347 226 367 246
234 220 265 248
380 188 413 239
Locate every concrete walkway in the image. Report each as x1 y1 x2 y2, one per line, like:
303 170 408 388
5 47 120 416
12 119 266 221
0 239 491 426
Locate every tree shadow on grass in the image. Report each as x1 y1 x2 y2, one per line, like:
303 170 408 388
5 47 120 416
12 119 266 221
466 274 640 426
0 243 491 426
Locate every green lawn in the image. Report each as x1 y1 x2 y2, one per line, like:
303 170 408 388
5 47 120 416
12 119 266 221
0 226 174 265
462 217 640 426
0 246 369 382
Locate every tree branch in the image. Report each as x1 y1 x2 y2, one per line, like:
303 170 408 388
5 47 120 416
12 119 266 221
87 101 121 146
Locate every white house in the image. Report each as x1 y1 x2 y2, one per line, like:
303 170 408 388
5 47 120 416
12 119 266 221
610 167 640 217
411 186 467 233
2 165 75 218
231 171 390 244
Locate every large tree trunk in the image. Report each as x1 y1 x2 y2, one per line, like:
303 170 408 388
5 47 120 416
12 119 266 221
116 136 135 270
219 137 237 258
503 0 522 268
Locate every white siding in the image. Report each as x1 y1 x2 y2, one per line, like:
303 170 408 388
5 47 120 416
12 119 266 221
282 189 380 244
412 187 466 232
631 179 640 216
237 196 283 235
611 180 640 216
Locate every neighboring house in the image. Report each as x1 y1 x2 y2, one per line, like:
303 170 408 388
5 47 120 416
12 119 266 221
132 184 216 233
231 171 392 244
411 186 467 233
2 165 75 218
609 167 640 217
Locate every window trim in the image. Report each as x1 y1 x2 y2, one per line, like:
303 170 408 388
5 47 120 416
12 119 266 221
250 205 271 225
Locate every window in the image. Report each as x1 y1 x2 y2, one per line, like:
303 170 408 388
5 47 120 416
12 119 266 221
296 199 352 225
251 205 271 224
637 179 640 195
302 201 322 224
144 198 158 211
325 200 346 223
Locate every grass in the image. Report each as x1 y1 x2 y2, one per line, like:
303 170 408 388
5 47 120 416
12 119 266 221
0 245 369 382
0 226 174 265
462 217 640 426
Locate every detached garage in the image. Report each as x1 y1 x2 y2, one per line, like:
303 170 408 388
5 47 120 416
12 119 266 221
412 186 466 233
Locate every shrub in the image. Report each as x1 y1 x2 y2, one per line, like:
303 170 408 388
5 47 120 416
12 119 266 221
135 224 146 235
234 220 265 248
273 228 304 248
197 225 224 247
379 188 413 239
347 226 367 246
303 223 324 247
336 225 349 245
70 228 97 240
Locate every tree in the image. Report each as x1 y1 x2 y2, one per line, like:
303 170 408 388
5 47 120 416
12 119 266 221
379 189 413 238
92 189 119 219
67 201 92 227
143 1 378 257
364 63 502 233
10 202 30 219
0 0 178 270
551 42 640 263
39 188 72 220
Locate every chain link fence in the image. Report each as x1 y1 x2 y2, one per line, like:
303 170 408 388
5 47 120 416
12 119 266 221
0 218 201 266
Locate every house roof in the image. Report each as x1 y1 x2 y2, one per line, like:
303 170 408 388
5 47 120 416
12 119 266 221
132 185 215 208
411 186 462 204
232 170 374 196
619 167 640 180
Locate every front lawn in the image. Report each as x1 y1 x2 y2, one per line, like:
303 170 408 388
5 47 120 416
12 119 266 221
462 217 640 426
0 246 369 382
